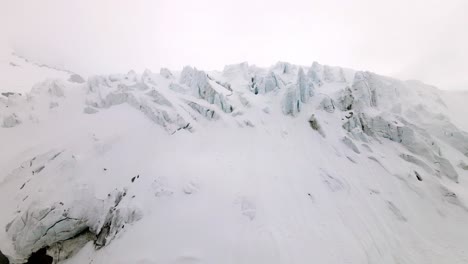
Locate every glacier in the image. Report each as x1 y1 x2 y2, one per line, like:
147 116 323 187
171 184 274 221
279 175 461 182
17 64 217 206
0 53 468 263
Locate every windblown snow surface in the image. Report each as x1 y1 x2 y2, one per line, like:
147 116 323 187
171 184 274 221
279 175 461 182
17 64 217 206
1 54 468 264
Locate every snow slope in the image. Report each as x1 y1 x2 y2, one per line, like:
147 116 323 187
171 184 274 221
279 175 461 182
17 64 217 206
0 52 73 94
1 55 468 264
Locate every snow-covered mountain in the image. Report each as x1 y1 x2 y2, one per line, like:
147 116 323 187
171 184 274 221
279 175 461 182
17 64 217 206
1 53 468 264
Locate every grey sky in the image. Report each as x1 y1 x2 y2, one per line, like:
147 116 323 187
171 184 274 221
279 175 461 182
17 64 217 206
2 0 467 89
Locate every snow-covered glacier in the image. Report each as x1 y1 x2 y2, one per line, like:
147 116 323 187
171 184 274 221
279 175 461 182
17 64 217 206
1 54 468 264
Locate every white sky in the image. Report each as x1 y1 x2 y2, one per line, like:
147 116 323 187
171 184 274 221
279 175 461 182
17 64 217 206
1 0 467 89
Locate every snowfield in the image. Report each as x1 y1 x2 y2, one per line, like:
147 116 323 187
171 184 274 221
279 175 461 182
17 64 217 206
0 53 468 264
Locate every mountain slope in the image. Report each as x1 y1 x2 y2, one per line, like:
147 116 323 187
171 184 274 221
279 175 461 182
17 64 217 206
0 57 468 264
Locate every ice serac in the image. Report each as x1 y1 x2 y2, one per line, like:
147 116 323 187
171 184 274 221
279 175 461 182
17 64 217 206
338 86 354 111
351 71 378 108
349 71 421 112
417 116 468 158
323 65 346 83
31 79 66 98
272 62 296 75
282 84 301 116
343 112 459 182
297 67 314 103
2 56 468 264
5 190 141 263
319 96 335 113
86 75 189 132
307 61 323 87
250 71 281 95
179 66 233 113
281 67 317 116
159 68 173 79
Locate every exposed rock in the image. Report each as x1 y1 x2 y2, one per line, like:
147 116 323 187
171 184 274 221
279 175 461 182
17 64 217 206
459 161 468 170
414 171 423 181
24 231 93 264
26 248 52 264
0 250 9 264
1 92 21 98
309 114 325 137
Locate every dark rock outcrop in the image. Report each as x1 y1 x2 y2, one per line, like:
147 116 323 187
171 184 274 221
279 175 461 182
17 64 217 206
0 250 9 264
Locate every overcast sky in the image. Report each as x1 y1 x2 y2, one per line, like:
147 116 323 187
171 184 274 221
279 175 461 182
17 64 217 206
1 0 467 89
